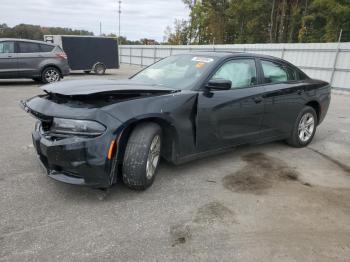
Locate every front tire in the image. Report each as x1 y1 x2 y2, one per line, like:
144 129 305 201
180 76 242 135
287 106 317 148
41 67 61 84
122 123 162 190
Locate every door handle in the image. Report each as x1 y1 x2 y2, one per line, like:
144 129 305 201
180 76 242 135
7 55 12 58
253 97 263 104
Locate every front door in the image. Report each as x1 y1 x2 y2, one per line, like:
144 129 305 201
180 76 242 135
0 41 18 78
197 58 265 151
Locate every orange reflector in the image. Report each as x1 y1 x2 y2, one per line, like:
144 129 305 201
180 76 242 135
107 139 116 160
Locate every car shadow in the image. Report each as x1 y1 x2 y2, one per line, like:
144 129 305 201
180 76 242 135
45 141 288 203
0 80 38 86
68 72 113 76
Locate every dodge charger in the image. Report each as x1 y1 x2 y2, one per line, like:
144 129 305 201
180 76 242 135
21 52 331 190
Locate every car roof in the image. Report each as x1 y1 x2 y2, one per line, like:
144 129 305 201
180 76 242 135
175 51 298 68
0 38 56 46
188 51 284 61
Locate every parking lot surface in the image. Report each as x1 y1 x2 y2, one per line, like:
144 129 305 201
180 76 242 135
1 65 350 262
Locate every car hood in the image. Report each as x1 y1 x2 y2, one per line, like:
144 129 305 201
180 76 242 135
41 79 179 96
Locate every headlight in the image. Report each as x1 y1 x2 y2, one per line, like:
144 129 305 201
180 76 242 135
50 118 106 137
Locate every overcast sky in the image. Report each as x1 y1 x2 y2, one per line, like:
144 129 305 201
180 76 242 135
0 0 189 41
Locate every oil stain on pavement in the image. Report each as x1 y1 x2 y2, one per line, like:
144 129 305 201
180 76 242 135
170 201 236 247
222 152 303 194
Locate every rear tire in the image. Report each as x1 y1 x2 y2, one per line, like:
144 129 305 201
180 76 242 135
286 106 317 148
94 63 106 75
41 67 61 84
122 123 162 190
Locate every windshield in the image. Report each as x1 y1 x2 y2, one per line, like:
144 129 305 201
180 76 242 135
131 54 216 89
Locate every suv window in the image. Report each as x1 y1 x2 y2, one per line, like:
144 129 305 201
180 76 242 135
40 44 54 52
261 60 298 83
0 42 15 53
211 59 257 89
18 42 41 53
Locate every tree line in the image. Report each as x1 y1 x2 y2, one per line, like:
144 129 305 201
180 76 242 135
0 23 93 40
0 23 158 45
164 0 350 44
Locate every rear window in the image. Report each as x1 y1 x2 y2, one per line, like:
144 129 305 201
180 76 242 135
55 46 64 52
18 42 41 53
261 60 298 83
40 44 54 52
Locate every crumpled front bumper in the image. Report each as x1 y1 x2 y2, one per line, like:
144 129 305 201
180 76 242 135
32 125 115 188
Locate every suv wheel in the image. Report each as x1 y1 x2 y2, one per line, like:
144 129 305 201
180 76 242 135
122 123 162 190
286 106 317 148
42 67 61 84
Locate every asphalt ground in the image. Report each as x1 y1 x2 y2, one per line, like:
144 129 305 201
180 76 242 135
0 65 349 261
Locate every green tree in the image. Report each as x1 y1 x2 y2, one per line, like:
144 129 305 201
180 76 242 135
165 0 350 44
299 0 350 42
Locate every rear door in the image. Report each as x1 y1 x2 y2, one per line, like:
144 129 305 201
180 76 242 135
0 41 18 78
17 41 43 77
196 58 265 151
258 59 306 137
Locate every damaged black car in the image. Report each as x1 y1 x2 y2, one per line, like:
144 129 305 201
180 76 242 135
21 52 331 190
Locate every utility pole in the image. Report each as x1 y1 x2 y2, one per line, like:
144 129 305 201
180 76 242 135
99 22 102 36
118 0 122 40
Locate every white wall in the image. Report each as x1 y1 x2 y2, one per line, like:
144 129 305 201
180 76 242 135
120 43 350 90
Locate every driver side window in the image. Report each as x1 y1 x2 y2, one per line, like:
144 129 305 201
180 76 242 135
211 59 257 89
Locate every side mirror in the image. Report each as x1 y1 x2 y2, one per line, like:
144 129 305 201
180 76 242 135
205 79 232 91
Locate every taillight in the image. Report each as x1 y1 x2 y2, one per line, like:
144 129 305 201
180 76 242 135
56 52 67 60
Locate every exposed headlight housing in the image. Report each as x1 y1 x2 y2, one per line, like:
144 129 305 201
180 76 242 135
50 118 106 137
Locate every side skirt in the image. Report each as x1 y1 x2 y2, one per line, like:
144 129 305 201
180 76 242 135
172 134 286 165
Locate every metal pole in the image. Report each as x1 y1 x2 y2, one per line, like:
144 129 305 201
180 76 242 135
338 28 343 43
141 48 144 67
330 29 342 87
281 48 285 59
153 47 157 63
99 22 102 36
129 46 132 65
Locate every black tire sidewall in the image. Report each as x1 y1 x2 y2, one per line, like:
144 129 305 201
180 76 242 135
122 123 162 190
289 106 317 147
41 67 61 84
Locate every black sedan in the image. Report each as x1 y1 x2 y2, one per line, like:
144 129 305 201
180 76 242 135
21 52 331 190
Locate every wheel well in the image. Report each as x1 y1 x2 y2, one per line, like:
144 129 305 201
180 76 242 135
305 101 321 123
41 65 62 77
117 118 177 163
93 62 106 70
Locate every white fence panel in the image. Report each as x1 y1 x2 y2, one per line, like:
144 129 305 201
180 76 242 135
119 43 350 90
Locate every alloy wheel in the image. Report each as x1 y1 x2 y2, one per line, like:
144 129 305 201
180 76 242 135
298 112 315 142
44 69 60 83
146 135 161 179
